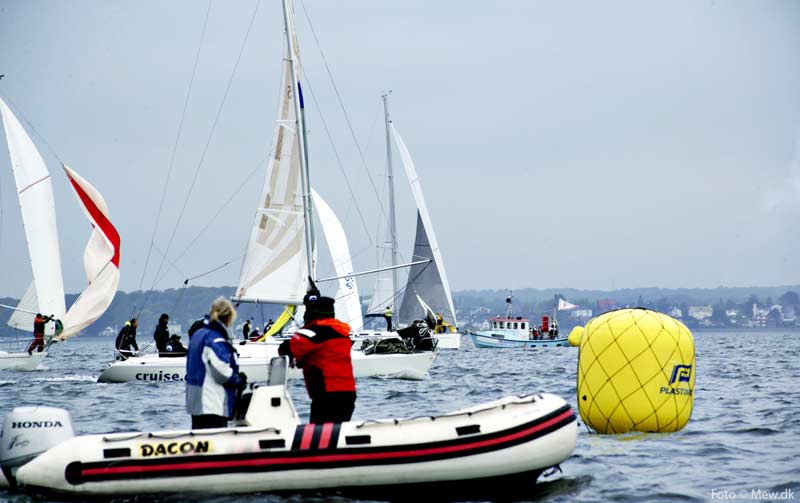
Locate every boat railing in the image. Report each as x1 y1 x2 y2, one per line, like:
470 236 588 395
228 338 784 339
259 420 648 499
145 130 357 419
112 341 157 361
355 394 541 428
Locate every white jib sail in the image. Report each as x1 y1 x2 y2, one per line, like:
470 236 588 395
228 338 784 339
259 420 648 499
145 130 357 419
59 165 120 340
311 189 363 332
0 98 67 324
7 282 38 332
235 42 309 305
391 124 457 327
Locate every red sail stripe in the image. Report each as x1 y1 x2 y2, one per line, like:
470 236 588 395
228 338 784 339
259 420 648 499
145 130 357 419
318 423 333 449
65 172 120 268
82 410 574 477
299 423 315 450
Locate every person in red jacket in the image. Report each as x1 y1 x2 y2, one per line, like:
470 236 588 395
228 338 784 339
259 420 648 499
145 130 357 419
279 291 356 424
27 313 53 355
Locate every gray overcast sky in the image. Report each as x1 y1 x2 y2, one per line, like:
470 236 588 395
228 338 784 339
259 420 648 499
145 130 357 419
0 0 799 299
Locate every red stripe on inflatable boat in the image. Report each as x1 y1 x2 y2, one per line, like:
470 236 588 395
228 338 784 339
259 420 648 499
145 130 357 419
81 409 574 477
299 424 315 450
318 423 333 449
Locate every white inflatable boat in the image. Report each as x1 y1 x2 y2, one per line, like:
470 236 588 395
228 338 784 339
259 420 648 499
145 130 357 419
96 341 437 383
2 357 577 498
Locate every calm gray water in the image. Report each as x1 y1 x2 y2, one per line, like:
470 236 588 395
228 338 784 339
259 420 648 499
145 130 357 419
1 331 798 503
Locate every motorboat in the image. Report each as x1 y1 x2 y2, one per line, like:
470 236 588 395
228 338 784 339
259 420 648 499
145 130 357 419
1 357 578 498
469 295 569 348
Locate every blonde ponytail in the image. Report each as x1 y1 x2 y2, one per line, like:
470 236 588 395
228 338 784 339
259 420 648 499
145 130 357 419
209 297 237 327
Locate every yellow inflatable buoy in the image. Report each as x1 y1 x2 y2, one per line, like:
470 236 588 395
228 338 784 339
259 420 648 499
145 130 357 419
567 326 583 347
576 308 695 434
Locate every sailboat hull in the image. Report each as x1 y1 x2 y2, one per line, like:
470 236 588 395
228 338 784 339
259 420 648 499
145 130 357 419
0 351 47 371
96 345 437 383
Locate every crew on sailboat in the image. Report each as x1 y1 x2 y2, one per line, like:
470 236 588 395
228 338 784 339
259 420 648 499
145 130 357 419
115 318 139 360
384 305 393 331
242 318 252 340
27 313 53 354
188 315 210 338
153 313 170 352
279 290 356 424
165 334 187 355
186 297 247 429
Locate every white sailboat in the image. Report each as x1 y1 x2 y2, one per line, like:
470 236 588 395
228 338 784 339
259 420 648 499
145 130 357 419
0 97 121 371
363 94 461 349
97 0 437 383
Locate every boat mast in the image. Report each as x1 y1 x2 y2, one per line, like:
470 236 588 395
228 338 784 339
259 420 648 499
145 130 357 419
382 91 400 317
282 0 315 281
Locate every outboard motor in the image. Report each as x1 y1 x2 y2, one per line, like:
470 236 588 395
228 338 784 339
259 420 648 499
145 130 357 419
0 407 74 487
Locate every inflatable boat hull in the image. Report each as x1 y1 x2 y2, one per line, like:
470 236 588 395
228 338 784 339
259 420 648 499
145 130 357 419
13 393 576 497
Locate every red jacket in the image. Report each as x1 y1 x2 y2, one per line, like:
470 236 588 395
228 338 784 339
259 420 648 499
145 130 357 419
280 318 355 399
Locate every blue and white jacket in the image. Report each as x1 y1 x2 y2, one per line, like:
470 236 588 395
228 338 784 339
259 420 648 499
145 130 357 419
185 320 242 419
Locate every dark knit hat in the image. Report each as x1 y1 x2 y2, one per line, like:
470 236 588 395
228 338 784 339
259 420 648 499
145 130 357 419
304 293 335 318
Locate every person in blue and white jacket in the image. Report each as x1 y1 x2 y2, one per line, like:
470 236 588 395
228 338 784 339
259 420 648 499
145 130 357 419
185 297 247 429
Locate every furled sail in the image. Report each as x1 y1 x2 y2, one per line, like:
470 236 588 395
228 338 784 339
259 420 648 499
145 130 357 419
311 189 362 331
0 97 67 324
59 165 121 340
392 124 457 328
235 42 309 305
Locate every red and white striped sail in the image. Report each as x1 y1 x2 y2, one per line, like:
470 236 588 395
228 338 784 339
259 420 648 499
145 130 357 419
59 165 120 340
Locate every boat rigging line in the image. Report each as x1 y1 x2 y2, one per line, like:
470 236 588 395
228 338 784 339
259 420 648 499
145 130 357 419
169 258 234 314
148 147 267 290
138 0 213 293
301 74 373 246
315 259 431 284
138 0 261 316
0 303 37 315
297 0 389 223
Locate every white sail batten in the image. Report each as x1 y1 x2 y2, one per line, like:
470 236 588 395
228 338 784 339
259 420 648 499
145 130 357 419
235 45 309 305
311 189 362 331
0 98 67 323
59 165 120 340
391 124 457 327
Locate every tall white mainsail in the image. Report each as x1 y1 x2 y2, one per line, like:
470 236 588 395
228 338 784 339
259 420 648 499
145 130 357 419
392 124 457 328
311 189 363 331
59 165 121 340
0 97 67 324
235 42 309 305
